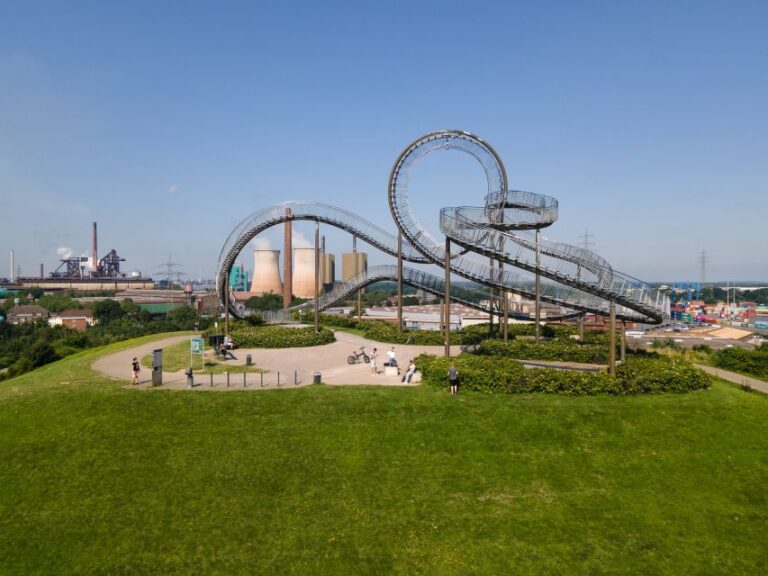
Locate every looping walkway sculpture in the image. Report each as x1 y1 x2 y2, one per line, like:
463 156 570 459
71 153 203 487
218 130 669 324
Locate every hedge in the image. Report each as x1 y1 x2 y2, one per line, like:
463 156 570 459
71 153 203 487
475 339 611 364
711 344 768 380
229 325 335 348
415 353 710 396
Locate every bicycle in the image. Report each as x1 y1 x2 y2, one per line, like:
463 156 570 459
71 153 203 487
347 346 370 365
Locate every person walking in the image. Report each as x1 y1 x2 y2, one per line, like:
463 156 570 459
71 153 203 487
131 357 141 385
448 364 459 395
370 347 378 375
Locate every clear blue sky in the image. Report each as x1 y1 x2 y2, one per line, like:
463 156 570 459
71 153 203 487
1 0 766 283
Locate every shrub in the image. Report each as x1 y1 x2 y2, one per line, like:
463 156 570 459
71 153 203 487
230 325 335 348
712 345 768 380
415 352 709 396
475 339 610 364
615 355 711 394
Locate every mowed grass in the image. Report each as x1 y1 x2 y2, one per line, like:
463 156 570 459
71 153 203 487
140 340 264 374
1 336 767 575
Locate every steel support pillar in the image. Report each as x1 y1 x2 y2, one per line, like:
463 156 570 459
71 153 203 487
397 232 403 332
444 238 451 358
314 221 319 334
609 301 616 375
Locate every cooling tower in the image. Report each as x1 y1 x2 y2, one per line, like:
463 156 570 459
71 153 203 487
321 253 335 286
342 252 367 282
292 247 319 298
250 249 283 295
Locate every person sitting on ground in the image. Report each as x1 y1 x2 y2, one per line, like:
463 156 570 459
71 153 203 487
402 360 416 383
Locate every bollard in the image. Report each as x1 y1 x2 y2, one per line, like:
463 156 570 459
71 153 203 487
260 372 263 387
277 372 280 387
226 371 230 387
294 370 297 385
210 372 213 387
243 372 246 388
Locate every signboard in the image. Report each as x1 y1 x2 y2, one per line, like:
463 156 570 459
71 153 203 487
191 337 204 354
190 337 205 371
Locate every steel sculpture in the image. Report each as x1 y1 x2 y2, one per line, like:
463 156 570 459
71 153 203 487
217 131 669 325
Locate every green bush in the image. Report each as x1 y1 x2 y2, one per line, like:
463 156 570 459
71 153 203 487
475 339 610 364
230 325 335 348
615 355 711 394
415 352 709 396
712 344 768 380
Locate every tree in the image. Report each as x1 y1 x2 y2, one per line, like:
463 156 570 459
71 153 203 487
245 292 283 311
166 305 199 329
37 294 80 313
91 300 125 324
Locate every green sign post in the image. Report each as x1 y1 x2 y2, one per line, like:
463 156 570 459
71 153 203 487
190 337 204 371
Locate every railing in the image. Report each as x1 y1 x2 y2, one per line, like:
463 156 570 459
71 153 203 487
217 131 669 324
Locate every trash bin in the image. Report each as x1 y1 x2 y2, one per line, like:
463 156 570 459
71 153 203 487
313 372 321 384
246 354 253 366
185 367 194 388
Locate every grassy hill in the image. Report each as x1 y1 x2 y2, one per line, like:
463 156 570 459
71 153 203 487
1 335 767 575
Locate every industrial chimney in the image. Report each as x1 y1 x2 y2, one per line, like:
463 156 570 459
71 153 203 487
250 250 283 295
92 222 98 275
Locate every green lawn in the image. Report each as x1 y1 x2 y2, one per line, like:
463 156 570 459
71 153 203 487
140 340 265 374
1 335 767 575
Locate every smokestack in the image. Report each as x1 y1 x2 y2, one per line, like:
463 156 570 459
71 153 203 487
250 250 283 295
92 222 98 275
321 235 326 252
9 249 14 282
283 208 293 308
40 263 44 278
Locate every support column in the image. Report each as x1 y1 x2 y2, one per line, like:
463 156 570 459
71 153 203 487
444 238 451 358
489 256 495 336
224 283 230 335
283 208 293 309
609 301 616 375
314 221 320 334
397 232 403 332
535 228 541 343
500 258 508 342
620 319 626 362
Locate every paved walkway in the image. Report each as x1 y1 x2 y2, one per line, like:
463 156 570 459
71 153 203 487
92 331 612 392
92 331 464 391
695 364 768 394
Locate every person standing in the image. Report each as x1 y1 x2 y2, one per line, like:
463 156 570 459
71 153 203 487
448 364 459 395
131 357 141 385
370 348 378 375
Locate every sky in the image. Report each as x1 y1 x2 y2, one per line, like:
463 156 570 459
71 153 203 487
1 0 766 284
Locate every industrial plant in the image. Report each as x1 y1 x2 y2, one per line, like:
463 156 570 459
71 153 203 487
233 229 366 302
9 222 154 291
